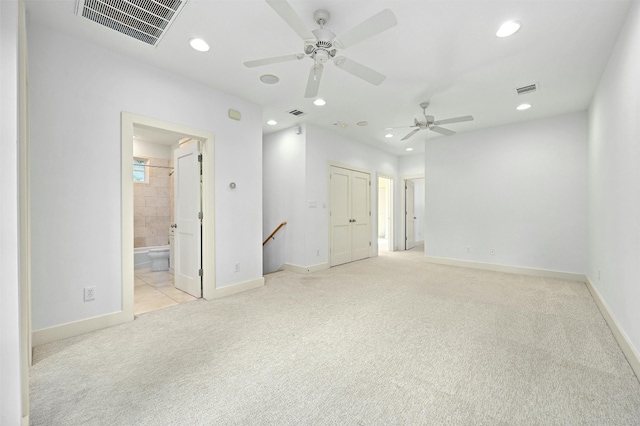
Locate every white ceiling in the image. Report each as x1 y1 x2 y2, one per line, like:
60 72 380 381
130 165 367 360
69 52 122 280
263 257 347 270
26 0 631 156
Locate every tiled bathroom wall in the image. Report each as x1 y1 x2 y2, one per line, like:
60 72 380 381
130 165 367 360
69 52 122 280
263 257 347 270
134 156 174 248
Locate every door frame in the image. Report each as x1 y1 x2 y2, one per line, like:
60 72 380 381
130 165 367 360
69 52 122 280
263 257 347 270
376 174 394 253
121 112 215 316
400 174 424 252
327 161 372 267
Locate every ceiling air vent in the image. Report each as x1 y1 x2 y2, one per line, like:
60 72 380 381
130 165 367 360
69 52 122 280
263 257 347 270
75 0 188 47
515 83 538 95
287 109 306 117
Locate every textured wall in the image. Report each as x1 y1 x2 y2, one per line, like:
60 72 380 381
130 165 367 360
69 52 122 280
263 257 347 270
134 157 173 248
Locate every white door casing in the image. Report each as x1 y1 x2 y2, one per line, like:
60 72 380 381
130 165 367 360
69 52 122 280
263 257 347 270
406 180 416 250
330 166 371 267
173 142 202 297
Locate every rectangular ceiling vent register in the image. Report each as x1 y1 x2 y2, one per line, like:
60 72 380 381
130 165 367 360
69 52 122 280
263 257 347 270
75 0 188 46
287 109 306 117
515 83 538 95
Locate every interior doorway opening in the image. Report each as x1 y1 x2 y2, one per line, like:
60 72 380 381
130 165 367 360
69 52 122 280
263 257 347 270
377 175 393 253
131 126 202 314
402 176 425 252
121 113 215 319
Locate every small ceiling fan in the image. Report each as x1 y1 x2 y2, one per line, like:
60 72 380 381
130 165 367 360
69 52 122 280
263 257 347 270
396 102 474 141
244 0 397 98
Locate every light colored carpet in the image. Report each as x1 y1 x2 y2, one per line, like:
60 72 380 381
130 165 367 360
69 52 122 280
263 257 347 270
30 249 640 425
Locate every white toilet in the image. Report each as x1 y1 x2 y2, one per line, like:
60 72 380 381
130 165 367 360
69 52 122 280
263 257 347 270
148 248 170 271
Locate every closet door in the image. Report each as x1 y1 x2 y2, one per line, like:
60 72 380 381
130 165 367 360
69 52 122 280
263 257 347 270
330 167 352 266
330 166 371 267
351 170 371 261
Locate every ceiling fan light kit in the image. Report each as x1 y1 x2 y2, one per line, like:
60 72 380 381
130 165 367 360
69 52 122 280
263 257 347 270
244 0 397 98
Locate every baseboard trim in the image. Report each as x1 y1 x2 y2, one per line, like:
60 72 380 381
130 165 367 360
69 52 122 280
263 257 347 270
284 262 330 274
32 310 133 347
585 278 640 379
210 277 264 299
423 256 587 282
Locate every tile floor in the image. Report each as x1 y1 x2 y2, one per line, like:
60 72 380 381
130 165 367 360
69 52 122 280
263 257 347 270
134 268 197 315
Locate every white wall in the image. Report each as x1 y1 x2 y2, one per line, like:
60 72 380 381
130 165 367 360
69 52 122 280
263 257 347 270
263 124 401 268
28 23 263 331
133 139 171 159
263 126 306 273
425 112 588 273
399 153 425 177
305 124 400 261
588 1 640 359
0 2 23 423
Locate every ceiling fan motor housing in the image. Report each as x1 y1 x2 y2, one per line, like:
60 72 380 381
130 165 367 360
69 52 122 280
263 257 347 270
307 28 337 63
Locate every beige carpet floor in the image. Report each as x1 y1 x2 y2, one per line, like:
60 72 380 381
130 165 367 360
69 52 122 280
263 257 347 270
30 249 640 425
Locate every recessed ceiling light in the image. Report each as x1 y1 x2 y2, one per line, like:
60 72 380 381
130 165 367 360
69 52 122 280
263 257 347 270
496 21 521 37
406 147 414 152
313 98 326 106
189 38 210 52
385 133 393 138
517 103 531 110
260 74 279 85
267 119 277 125
356 121 368 126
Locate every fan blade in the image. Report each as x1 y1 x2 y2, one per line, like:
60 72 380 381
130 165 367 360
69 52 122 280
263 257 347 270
333 9 397 49
304 64 324 98
434 115 474 125
333 56 386 85
244 53 304 68
266 0 315 40
430 126 456 136
401 128 421 141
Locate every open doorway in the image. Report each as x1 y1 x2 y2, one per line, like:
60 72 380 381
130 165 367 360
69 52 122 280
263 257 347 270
121 113 215 318
377 175 394 252
402 176 425 252
131 126 202 314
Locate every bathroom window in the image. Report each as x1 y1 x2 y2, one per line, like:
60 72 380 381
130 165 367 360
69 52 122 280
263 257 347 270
133 158 148 183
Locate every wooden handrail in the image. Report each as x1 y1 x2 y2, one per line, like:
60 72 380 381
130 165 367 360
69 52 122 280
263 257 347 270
263 222 287 246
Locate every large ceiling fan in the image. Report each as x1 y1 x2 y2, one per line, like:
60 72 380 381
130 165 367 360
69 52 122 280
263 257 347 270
244 0 397 98
396 102 474 140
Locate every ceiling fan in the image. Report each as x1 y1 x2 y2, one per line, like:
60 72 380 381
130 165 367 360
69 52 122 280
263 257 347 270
396 102 474 141
244 0 397 98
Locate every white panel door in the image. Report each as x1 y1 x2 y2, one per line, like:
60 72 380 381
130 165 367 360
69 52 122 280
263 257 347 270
351 170 371 261
330 166 371 267
173 143 202 297
330 167 352 267
406 180 416 250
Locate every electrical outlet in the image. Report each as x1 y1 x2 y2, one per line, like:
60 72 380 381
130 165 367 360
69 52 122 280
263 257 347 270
84 286 96 301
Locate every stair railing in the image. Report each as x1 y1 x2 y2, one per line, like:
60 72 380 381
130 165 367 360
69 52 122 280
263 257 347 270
263 221 287 246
